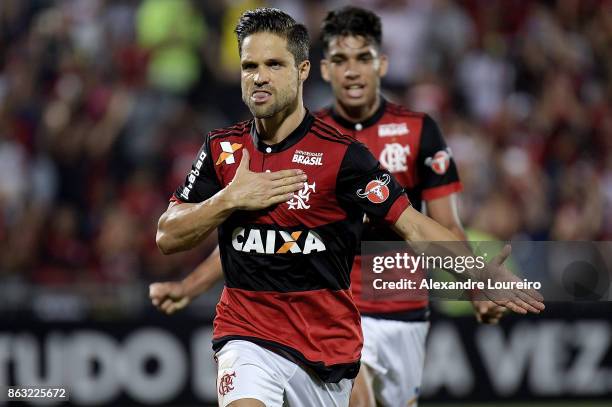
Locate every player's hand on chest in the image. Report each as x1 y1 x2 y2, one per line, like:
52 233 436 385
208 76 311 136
217 145 338 222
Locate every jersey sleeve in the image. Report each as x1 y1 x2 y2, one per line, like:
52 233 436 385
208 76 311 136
336 141 410 224
173 133 222 204
417 115 463 201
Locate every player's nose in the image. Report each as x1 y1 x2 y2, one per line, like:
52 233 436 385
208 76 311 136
254 68 271 86
344 60 360 79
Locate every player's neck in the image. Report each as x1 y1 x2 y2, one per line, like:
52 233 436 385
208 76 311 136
334 95 381 124
255 99 306 145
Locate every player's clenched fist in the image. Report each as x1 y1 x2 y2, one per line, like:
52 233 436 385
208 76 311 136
149 282 190 315
224 149 307 210
472 300 507 324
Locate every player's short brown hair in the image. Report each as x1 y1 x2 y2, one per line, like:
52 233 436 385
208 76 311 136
235 8 310 65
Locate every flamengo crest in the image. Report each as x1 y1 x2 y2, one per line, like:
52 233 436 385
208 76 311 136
379 143 411 173
218 371 236 396
287 182 316 210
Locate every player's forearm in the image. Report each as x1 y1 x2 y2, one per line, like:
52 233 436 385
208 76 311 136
182 246 223 299
156 192 234 254
392 206 481 279
393 206 463 242
428 200 483 300
426 194 467 241
448 224 467 241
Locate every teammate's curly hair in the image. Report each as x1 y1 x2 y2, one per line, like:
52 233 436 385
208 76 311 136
320 6 382 52
235 8 309 65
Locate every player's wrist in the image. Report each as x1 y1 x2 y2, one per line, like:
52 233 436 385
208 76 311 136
468 289 481 302
178 280 194 302
217 186 242 211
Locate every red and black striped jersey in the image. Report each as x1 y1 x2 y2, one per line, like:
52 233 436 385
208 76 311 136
316 99 462 319
171 112 410 382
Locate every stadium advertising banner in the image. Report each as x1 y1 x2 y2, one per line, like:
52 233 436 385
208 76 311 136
1 305 611 406
422 306 612 402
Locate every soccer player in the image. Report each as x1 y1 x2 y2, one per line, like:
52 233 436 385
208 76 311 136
153 7 543 407
316 7 507 406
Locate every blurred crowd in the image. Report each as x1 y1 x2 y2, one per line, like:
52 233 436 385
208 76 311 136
0 0 610 292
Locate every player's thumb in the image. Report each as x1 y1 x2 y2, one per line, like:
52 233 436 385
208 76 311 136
491 244 512 267
151 282 181 297
476 302 487 314
237 149 250 172
149 283 163 299
149 283 169 306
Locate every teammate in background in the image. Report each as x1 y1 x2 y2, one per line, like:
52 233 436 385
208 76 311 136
316 7 506 406
153 7 543 407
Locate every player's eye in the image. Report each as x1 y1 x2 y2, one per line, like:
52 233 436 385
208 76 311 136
242 63 257 71
268 61 282 69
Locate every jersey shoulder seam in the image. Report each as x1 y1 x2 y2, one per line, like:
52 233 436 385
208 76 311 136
209 120 252 140
312 119 355 145
385 103 425 119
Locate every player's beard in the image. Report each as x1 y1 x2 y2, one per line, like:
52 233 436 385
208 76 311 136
244 80 299 119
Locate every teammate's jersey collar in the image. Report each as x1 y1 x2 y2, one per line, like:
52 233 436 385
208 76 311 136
250 111 315 153
329 97 387 131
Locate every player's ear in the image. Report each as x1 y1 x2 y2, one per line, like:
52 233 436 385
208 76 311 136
379 54 389 78
298 59 310 83
320 59 330 82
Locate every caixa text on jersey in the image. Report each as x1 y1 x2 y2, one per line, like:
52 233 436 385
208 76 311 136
231 227 326 254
